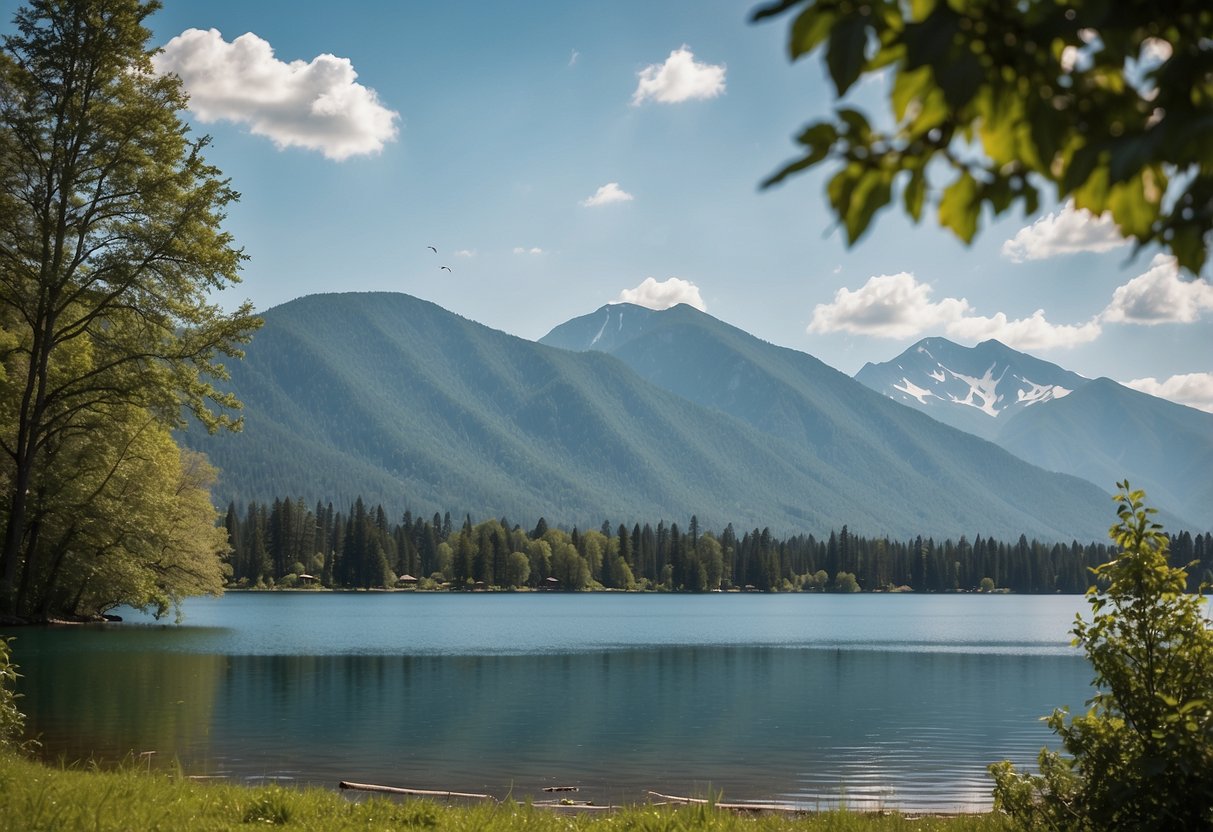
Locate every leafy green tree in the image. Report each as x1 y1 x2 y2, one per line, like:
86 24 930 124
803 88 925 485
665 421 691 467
832 571 860 592
0 637 24 749
0 0 259 616
607 554 636 591
752 0 1213 272
505 551 530 588
990 484 1213 830
550 541 590 590
979 576 996 593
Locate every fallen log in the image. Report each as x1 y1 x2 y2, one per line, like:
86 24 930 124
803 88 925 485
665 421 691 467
541 786 579 792
645 791 802 813
339 781 495 801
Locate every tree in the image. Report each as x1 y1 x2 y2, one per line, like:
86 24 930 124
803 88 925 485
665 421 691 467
990 484 1213 830
0 0 259 616
505 551 530 588
752 0 1213 273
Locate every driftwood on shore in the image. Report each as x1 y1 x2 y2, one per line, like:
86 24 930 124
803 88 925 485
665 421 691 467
338 781 495 801
336 781 804 814
646 791 803 813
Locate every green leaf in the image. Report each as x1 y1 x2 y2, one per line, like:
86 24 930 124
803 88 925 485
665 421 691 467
761 152 825 189
789 5 837 59
892 65 932 121
844 169 893 243
938 171 980 242
1169 224 1207 275
826 15 870 96
903 7 957 71
1105 175 1154 240
1063 146 1104 197
750 0 807 23
936 51 983 110
836 107 871 140
903 167 926 221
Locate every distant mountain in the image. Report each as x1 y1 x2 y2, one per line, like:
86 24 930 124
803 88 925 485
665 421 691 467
540 302 1120 540
181 294 1123 541
997 378 1213 529
855 338 1212 529
854 337 1088 440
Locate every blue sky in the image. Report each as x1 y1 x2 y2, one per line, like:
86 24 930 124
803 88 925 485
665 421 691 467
132 1 1211 409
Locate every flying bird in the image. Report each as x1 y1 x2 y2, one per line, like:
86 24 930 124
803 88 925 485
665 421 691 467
427 245 437 254
440 265 452 272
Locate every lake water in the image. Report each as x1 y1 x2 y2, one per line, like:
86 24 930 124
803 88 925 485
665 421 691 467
3 592 1094 811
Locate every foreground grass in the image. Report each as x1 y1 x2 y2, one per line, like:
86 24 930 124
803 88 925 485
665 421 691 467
0 753 1012 832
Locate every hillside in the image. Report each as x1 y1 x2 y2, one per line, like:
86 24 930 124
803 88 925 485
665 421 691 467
184 294 1123 540
540 302 1120 539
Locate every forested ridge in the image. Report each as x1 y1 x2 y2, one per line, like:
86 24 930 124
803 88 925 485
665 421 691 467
224 497 1213 595
184 292 1126 543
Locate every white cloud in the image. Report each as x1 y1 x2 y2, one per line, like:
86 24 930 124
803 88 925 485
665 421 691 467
945 310 1102 350
1001 201 1128 262
617 277 706 311
454 249 476 258
154 28 399 161
580 182 634 207
513 246 544 255
808 272 971 339
1101 254 1213 324
809 271 1101 349
1123 373 1213 413
569 49 579 67
631 46 725 105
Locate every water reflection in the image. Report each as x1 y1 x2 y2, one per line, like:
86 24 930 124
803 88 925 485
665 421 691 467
11 639 1091 810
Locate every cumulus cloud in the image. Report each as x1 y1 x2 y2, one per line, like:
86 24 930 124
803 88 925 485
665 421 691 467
513 246 544 255
1123 373 1213 413
1001 201 1128 262
454 249 476 258
154 28 399 160
808 272 971 339
1101 254 1213 324
632 46 725 105
581 182 634 207
946 310 1102 350
617 277 706 311
809 272 1101 349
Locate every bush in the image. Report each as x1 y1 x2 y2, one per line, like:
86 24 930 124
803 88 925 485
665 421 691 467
990 484 1213 830
0 637 25 750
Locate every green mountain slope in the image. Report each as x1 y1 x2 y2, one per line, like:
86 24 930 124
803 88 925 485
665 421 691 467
996 378 1213 530
541 303 1135 540
186 293 1120 540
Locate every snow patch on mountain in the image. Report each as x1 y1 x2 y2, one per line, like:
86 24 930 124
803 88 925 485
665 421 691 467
894 377 936 404
590 309 611 346
946 364 1007 417
1017 380 1072 407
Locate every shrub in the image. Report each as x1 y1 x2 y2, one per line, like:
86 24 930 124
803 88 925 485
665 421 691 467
990 484 1213 830
0 637 25 750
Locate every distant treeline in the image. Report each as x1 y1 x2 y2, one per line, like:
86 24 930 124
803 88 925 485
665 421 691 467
223 498 1213 594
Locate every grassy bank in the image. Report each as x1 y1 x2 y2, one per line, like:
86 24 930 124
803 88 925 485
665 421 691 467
0 753 1012 831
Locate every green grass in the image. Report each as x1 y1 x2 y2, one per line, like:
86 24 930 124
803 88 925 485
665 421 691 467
0 752 1013 832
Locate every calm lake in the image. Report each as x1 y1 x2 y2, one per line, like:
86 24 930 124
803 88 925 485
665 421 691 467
4 592 1094 811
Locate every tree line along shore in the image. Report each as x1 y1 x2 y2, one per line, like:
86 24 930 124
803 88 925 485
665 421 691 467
223 496 1213 595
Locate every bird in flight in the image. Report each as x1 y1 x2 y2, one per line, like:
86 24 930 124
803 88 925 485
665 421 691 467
427 245 437 254
440 265 452 272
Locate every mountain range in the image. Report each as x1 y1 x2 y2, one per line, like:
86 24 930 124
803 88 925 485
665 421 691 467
855 338 1212 529
182 293 1137 541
